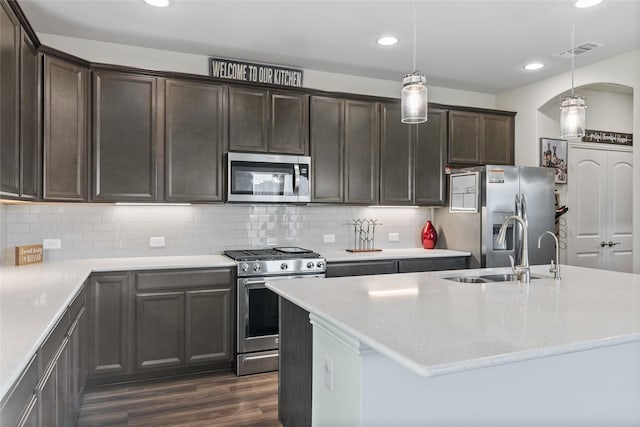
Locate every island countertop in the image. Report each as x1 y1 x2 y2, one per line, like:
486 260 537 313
267 265 640 377
0 255 235 401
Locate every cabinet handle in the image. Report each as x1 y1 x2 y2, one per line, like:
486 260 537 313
600 241 607 247
608 241 621 247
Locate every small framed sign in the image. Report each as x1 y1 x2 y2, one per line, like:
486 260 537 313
540 137 568 184
583 129 633 146
15 244 43 266
209 57 303 88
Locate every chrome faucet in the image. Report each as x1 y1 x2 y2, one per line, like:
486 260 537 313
538 231 561 280
497 215 530 283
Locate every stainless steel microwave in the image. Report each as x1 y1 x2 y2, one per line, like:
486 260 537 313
227 152 311 203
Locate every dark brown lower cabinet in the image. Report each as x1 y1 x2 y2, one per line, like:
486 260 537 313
278 297 312 427
89 268 234 385
136 292 186 370
88 273 131 377
185 288 232 364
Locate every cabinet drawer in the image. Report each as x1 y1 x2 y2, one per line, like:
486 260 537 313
38 312 69 374
0 355 38 427
326 260 397 278
135 268 233 292
68 285 86 322
398 257 469 273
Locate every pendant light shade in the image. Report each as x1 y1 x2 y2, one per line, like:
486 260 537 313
560 24 586 138
401 1 428 124
560 95 586 138
401 72 428 124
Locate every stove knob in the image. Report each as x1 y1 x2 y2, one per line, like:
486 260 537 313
240 263 249 272
281 263 288 270
316 261 325 269
307 262 314 269
252 263 261 272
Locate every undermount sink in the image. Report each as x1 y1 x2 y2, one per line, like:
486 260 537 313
443 273 544 283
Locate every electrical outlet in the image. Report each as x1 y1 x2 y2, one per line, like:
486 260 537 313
323 234 336 243
149 237 166 248
323 357 334 392
43 239 61 250
388 232 400 242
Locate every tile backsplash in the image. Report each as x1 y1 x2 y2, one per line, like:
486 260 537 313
0 203 432 264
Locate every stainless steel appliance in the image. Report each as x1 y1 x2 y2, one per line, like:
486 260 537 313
224 247 325 376
227 152 311 203
434 165 555 269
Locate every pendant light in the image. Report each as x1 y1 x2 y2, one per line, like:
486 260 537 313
560 24 586 138
401 1 428 124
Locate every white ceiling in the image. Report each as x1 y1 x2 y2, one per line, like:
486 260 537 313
18 0 640 94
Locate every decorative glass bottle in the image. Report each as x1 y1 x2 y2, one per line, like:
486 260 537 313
421 220 437 249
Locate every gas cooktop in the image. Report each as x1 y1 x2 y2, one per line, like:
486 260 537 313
224 247 320 261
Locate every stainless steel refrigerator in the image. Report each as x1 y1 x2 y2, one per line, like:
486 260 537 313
434 165 555 269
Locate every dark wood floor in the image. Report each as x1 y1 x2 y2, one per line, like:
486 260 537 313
77 371 281 426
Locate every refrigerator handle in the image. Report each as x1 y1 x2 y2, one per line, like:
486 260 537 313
520 194 528 225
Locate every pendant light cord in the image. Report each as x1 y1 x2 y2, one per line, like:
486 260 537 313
571 23 575 96
412 0 417 72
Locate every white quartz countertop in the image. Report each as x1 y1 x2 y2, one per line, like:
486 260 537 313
321 248 470 262
267 265 640 377
0 255 235 401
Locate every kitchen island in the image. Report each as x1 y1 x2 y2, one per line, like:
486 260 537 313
268 265 640 426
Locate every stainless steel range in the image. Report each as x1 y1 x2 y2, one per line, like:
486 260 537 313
224 247 326 376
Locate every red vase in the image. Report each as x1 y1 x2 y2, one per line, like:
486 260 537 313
421 220 437 249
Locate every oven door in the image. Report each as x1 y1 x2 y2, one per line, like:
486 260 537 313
237 274 323 354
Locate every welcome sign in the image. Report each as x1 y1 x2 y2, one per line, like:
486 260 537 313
209 57 303 88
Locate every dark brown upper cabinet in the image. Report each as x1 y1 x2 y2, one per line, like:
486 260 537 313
19 32 39 199
43 55 88 201
448 110 515 166
310 96 344 203
379 103 447 206
92 71 159 201
414 108 447 206
229 86 309 155
380 102 412 205
310 96 379 204
164 79 227 202
0 1 21 196
344 99 379 204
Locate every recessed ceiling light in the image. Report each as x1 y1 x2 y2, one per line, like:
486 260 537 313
524 62 545 71
377 36 398 46
574 0 603 8
144 0 170 7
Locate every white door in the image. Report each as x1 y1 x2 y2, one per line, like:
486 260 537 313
567 146 633 272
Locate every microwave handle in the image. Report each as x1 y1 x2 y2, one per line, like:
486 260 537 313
293 164 300 195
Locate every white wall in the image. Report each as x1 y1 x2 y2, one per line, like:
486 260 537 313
496 49 640 272
39 33 497 109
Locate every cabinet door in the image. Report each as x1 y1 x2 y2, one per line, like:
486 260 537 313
165 79 226 201
43 56 88 200
379 102 412 205
228 86 268 152
0 2 20 196
344 100 379 204
136 292 185 369
88 274 130 376
20 33 38 199
185 288 232 364
93 71 158 201
310 96 343 202
414 108 447 205
482 113 513 165
448 111 481 165
269 90 309 154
